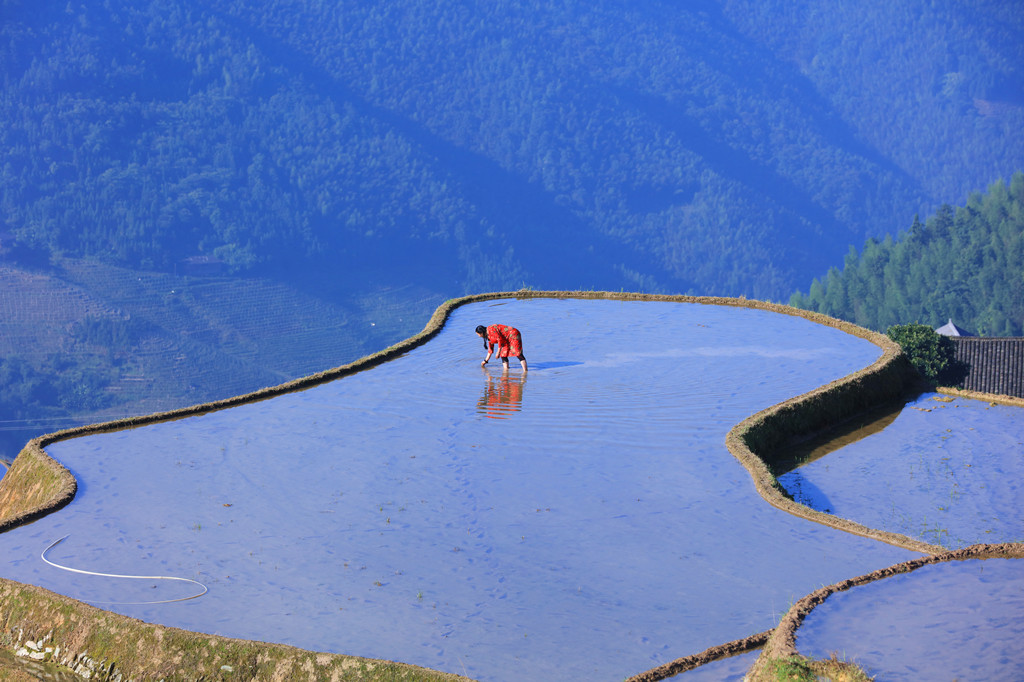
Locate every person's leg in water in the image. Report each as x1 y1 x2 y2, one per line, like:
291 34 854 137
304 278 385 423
506 328 527 373
501 356 510 374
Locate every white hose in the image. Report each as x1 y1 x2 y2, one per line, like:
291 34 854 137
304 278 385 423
41 535 208 605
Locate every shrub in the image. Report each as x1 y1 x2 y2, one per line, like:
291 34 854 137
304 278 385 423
886 323 954 383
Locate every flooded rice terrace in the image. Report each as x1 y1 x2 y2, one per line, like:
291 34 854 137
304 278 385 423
0 298 938 680
795 557 1024 681
779 393 1024 549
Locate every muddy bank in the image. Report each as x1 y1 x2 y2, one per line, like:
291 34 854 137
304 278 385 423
937 386 1024 408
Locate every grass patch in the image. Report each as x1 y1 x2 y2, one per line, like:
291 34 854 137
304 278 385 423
766 653 873 682
767 655 817 681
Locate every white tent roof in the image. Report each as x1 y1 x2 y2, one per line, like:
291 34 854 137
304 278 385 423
935 319 974 337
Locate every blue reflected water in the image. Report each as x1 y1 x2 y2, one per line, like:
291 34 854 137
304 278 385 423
0 299 914 681
796 558 1024 681
779 393 1024 548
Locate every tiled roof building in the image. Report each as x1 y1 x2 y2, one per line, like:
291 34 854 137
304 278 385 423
937 321 1024 398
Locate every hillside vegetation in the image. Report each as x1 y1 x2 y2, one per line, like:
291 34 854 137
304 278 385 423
3 0 1022 298
790 173 1024 336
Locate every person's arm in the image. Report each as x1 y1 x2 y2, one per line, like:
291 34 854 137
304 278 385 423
482 343 493 366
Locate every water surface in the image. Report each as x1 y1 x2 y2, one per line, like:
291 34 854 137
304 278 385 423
0 298 914 681
779 393 1024 547
796 558 1024 681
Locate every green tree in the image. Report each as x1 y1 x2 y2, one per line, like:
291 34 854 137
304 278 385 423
791 173 1024 336
886 323 954 384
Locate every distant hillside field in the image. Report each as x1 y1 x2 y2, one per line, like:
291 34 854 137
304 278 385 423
0 259 442 460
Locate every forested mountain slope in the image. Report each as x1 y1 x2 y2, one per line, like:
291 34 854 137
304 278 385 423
3 0 1022 299
720 0 1024 206
1 0 1022 459
790 173 1024 336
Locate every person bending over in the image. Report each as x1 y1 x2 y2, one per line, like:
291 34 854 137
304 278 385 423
476 324 528 373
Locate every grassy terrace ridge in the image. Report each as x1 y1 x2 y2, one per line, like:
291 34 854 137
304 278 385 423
0 290 1020 681
0 578 470 682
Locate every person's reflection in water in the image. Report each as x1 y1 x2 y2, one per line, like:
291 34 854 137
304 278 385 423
476 373 525 419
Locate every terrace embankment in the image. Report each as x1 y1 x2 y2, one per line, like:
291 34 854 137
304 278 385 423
717 307 944 554
0 444 76 534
